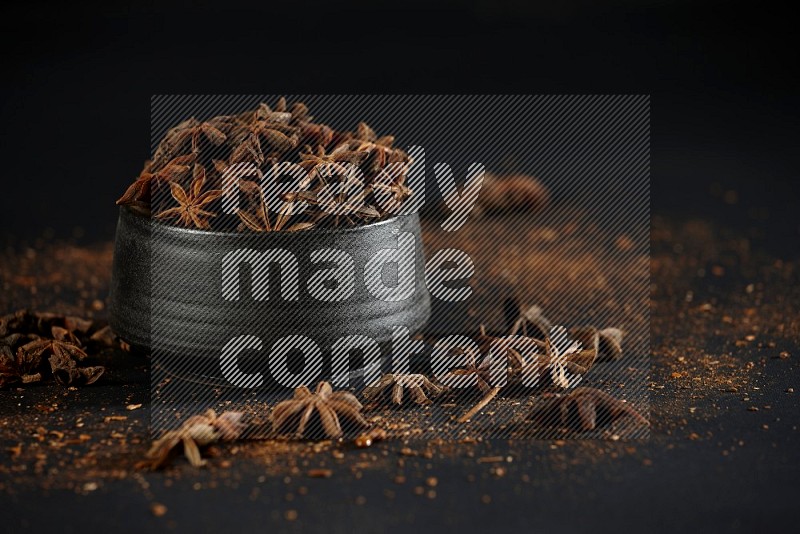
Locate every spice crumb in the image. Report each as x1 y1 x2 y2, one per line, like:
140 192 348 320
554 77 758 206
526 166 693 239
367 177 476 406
150 503 168 517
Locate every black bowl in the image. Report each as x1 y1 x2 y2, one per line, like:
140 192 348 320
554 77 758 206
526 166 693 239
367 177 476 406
108 207 431 388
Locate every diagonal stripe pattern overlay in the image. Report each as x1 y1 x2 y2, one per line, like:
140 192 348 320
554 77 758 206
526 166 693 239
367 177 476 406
147 95 650 440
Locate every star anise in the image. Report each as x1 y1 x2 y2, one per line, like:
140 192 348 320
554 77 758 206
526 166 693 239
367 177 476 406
229 133 265 165
512 325 598 389
299 122 334 147
370 164 412 213
250 122 299 154
236 203 272 232
116 154 196 206
1 311 110 388
175 120 227 153
526 387 649 432
298 144 369 179
48 350 104 386
272 381 369 439
508 304 552 341
117 99 415 231
362 373 444 406
444 346 495 395
11 328 104 387
1 333 41 387
595 327 624 361
140 409 246 469
233 172 273 232
17 328 88 363
353 121 394 148
154 164 222 229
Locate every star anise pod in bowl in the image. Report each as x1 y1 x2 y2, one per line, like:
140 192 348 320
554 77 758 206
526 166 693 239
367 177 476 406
115 97 415 232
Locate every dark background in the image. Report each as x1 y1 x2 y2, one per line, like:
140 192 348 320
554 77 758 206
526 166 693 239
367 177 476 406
1 3 798 532
1 0 797 256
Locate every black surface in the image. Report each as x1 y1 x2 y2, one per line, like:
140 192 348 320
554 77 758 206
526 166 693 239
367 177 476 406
2 214 799 533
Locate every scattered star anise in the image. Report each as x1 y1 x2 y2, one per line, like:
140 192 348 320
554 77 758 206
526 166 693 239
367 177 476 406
526 387 649 432
444 346 495 395
272 381 369 439
140 409 246 469
362 373 444 406
1 333 41 387
594 327 624 361
154 164 223 229
48 351 105 386
0 311 111 389
18 326 88 362
512 325 598 389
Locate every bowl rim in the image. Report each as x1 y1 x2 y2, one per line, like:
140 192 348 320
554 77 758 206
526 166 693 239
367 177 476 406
121 205 419 238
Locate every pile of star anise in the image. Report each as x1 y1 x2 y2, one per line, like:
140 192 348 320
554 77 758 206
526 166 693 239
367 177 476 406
117 98 413 232
0 310 114 388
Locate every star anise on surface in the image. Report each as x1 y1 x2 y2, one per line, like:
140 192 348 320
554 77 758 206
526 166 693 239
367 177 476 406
508 304 552 341
48 351 105 386
594 327 624 361
16 327 104 386
140 410 246 469
17 327 88 363
272 381 369 439
1 311 110 388
512 325 598 389
154 164 223 229
444 346 495 395
1 333 41 387
116 154 196 206
229 133 265 165
362 373 444 406
526 387 649 432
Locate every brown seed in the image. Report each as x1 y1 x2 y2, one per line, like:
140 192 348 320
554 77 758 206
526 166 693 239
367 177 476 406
285 510 298 521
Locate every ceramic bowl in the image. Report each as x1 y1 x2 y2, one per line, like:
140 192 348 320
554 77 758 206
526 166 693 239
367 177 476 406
108 207 431 387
